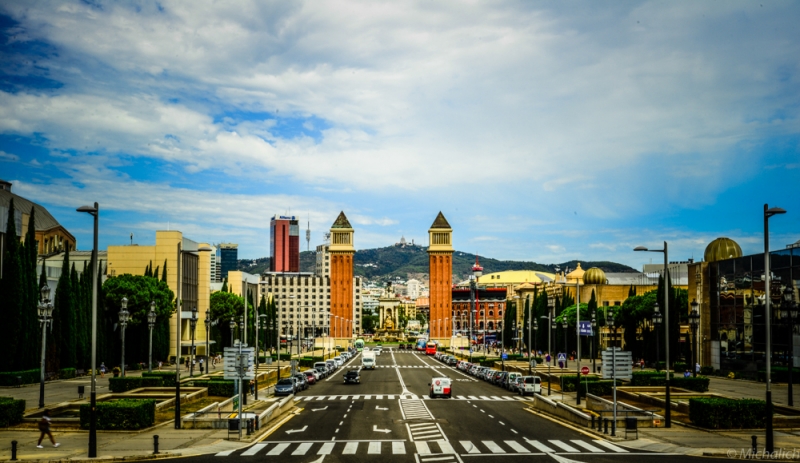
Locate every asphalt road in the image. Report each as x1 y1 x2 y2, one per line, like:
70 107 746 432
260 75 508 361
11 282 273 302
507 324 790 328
181 349 703 463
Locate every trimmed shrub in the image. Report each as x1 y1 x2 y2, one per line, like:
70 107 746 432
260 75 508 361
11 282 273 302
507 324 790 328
59 368 76 379
0 369 40 386
270 354 292 361
673 362 687 373
192 380 235 397
108 376 163 393
630 371 668 386
531 357 544 364
700 366 714 375
0 397 26 427
80 399 156 430
560 375 600 392
142 371 177 387
585 380 623 396
655 361 666 371
689 398 765 429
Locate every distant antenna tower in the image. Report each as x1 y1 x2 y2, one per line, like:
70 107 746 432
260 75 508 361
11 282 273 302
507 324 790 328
323 232 331 245
306 216 311 251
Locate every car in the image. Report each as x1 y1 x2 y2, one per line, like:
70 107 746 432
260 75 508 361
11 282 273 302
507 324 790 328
333 357 344 367
343 369 361 384
304 370 318 385
506 372 522 391
374 347 382 356
314 367 328 379
275 378 297 396
518 376 542 396
293 373 309 391
326 360 337 371
363 347 371 352
429 376 452 398
398 343 406 349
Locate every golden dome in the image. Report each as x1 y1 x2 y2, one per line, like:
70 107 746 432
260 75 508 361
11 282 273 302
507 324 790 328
566 263 585 282
704 237 742 263
584 267 607 285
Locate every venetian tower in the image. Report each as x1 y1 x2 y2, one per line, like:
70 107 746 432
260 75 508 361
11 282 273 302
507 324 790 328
329 211 355 338
428 212 454 340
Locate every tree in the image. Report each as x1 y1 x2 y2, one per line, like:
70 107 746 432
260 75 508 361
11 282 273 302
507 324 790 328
1 198 25 372
502 300 517 349
161 259 167 282
221 279 228 293
209 291 244 349
21 205 40 370
53 248 76 369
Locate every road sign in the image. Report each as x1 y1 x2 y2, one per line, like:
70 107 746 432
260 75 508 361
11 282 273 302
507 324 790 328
501 353 508 360
600 348 632 380
557 353 567 361
223 347 254 380
579 321 593 336
581 366 590 375
545 354 551 362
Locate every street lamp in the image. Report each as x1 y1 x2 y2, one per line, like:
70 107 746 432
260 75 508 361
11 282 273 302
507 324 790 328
562 317 568 371
608 309 618 437
652 303 663 370
204 310 211 370
148 302 157 373
531 318 538 376
189 307 198 377
119 297 130 377
781 286 797 406
37 285 55 408
688 299 700 378
76 202 99 456
591 310 597 373
763 204 786 454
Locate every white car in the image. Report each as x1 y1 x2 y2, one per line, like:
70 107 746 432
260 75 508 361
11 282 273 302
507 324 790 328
518 376 542 396
374 347 382 356
334 357 343 367
363 347 371 351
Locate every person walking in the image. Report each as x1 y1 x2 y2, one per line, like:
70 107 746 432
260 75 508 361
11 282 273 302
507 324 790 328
37 410 59 448
99 362 106 378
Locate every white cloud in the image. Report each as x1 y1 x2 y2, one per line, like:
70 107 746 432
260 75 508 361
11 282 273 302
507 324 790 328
0 150 19 162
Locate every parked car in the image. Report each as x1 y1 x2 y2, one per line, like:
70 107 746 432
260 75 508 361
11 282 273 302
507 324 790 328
343 369 361 384
518 375 542 396
275 378 297 396
293 373 309 391
304 370 318 385
506 372 522 391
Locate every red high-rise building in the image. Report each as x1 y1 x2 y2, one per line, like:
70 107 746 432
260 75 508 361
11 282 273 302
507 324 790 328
270 215 300 272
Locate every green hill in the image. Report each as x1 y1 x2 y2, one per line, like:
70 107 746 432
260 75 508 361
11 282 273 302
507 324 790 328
236 244 636 281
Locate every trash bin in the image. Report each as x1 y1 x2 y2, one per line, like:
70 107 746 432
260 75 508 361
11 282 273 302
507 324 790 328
16 376 22 388
78 385 85 399
624 417 638 439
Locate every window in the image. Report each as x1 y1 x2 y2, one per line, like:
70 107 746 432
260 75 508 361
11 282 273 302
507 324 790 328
498 310 503 316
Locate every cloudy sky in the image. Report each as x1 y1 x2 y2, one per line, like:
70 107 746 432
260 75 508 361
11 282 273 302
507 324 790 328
1 1 798 269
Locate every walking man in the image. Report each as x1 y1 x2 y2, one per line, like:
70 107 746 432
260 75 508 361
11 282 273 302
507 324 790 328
37 410 60 448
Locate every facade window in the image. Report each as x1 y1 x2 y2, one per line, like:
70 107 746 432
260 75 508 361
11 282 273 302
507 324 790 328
498 310 503 317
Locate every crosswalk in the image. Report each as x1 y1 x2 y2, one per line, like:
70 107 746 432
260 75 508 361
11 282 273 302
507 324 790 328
376 365 446 368
294 394 531 402
215 439 630 457
399 399 448 441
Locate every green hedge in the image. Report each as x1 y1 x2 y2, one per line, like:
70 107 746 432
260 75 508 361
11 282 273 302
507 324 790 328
0 369 40 386
560 375 600 392
585 380 623 396
59 368 76 379
646 376 710 392
674 362 688 373
269 354 292 361
700 366 714 375
108 376 163 392
689 398 765 429
80 399 156 430
192 380 235 397
142 371 177 387
757 367 800 383
0 397 26 427
631 371 670 386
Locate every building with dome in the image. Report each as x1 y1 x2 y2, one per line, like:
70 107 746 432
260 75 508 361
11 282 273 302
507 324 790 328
689 237 799 372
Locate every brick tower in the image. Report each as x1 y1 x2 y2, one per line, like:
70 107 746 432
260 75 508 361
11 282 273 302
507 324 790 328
329 211 355 339
428 212 453 340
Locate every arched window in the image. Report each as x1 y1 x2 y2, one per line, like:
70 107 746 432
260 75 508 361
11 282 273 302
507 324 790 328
498 310 503 317
480 310 484 317
489 310 494 317
488 321 494 330
479 321 485 330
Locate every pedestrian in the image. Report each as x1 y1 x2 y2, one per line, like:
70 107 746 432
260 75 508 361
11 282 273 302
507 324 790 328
99 362 106 378
640 358 645 370
199 357 204 374
684 370 691 378
249 380 255 396
695 362 701 374
37 410 59 448
158 360 162 370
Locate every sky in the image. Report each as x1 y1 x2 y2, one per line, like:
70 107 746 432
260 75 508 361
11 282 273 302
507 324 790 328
1 1 799 270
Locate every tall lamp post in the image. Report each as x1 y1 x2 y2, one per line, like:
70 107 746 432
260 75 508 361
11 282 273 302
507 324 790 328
608 309 618 437
189 308 198 377
148 302 157 373
204 310 211 370
688 299 700 378
781 286 797 407
653 303 663 370
562 317 568 371
76 202 99 457
764 204 786 453
37 285 55 408
591 310 597 373
119 298 130 377
635 242 671 428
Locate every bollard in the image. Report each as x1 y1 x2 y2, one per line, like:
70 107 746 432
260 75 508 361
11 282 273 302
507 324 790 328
603 418 608 434
255 415 259 431
11 440 18 461
591 416 595 429
752 435 757 455
611 419 616 437
153 435 159 454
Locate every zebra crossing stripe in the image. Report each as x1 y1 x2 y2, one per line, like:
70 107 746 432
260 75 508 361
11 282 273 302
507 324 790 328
479 396 490 400
491 396 503 400
215 449 236 456
352 395 360 400
241 444 267 456
460 441 480 454
409 423 436 429
267 443 290 455
457 395 466 399
387 395 394 399
593 440 629 452
483 441 506 453
364 395 371 399
292 443 313 455
525 439 555 453
343 442 358 454
571 440 604 453
549 440 580 452
504 440 530 453
415 441 432 454
392 441 406 454
437 440 456 454
368 442 381 454
421 456 455 462
468 396 478 400
376 395 383 399
501 396 514 400
318 443 334 455
413 430 442 437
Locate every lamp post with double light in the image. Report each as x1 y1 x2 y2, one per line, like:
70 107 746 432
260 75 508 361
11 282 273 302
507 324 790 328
562 317 568 371
653 303 663 370
781 286 797 407
763 204 786 454
148 302 157 373
37 285 55 408
608 309 618 437
689 299 700 378
591 310 597 373
204 310 211 370
76 202 99 456
189 308 198 377
119 298 130 377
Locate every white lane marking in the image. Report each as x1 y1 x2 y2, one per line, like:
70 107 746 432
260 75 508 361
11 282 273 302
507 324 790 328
468 396 478 400
488 415 494 418
352 395 360 400
549 440 580 452
343 442 358 454
373 425 392 433
593 440 629 452
267 443 290 455
339 421 343 425
334 428 339 433
570 440 604 453
376 406 388 410
376 395 383 399
420 456 456 462
510 429 518 434
413 430 443 437
365 395 372 399
285 425 307 434
311 406 328 411
505 440 529 453
499 421 505 425
525 439 555 453
501 396 514 400
461 441 481 454
241 443 267 456
343 414 348 418
457 395 466 399
318 443 334 455
479 396 490 400
415 441 432 455
368 442 381 454
483 441 506 453
491 396 503 400
215 449 236 456
392 441 406 454
409 423 437 429
438 440 456 454
292 443 313 455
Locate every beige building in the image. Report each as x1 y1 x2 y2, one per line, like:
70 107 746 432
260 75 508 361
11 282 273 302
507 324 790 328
107 230 212 357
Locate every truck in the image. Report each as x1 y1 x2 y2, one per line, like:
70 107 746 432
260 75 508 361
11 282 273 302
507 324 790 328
361 351 376 369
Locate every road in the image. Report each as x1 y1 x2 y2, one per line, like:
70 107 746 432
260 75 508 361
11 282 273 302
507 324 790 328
181 348 702 463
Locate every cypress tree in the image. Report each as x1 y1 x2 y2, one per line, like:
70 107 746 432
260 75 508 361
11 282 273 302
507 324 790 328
22 205 40 370
53 248 72 369
161 259 167 282
1 198 24 372
221 279 228 292
70 263 84 369
522 296 530 351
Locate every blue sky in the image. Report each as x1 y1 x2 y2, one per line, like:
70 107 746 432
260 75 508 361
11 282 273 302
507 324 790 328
1 1 799 269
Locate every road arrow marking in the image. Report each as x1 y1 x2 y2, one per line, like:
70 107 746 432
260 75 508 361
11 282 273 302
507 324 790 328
307 455 325 463
286 425 308 434
376 406 388 410
373 425 391 433
312 406 329 412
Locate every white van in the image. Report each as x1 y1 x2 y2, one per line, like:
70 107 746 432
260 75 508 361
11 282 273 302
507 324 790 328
362 351 376 369
333 356 343 367
325 360 337 372
518 376 542 396
428 377 452 398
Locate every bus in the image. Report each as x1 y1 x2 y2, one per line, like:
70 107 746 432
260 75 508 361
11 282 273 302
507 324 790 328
415 338 428 351
354 338 365 352
425 341 437 355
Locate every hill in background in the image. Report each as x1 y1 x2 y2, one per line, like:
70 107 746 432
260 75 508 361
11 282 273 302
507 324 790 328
236 244 637 282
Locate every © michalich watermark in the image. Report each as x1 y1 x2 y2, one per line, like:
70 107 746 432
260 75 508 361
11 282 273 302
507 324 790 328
727 448 800 459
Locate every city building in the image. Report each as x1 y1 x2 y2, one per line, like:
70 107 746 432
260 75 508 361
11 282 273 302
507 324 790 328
270 215 300 272
428 212 454 340
315 239 330 278
407 278 422 300
329 212 356 338
219 243 238 280
209 245 218 282
452 287 507 334
107 230 212 357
